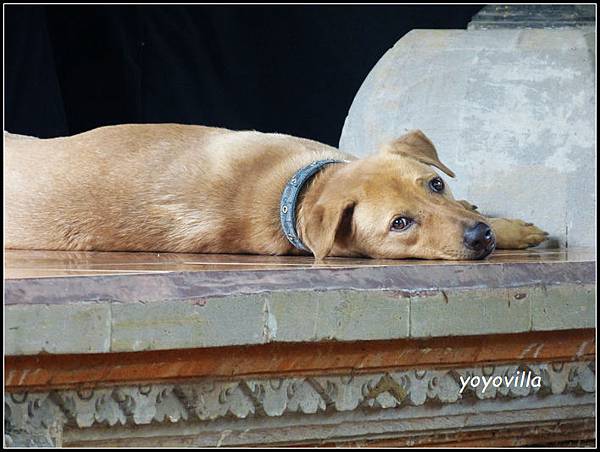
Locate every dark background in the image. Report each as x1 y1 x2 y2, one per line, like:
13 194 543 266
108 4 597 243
5 5 482 147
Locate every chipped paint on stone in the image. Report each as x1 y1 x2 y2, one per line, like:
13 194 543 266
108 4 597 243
262 298 278 341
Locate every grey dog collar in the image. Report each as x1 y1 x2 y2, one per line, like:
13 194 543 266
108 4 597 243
280 159 347 252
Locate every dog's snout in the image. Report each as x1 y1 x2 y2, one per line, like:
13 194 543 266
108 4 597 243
464 222 495 258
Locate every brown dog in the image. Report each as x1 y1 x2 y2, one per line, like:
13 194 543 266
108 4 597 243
5 124 547 260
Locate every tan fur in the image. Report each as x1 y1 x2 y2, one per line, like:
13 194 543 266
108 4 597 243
5 124 547 259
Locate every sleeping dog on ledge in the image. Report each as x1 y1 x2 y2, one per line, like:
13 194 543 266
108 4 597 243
5 124 548 260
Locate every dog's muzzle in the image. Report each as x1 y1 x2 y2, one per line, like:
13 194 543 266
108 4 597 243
464 222 496 259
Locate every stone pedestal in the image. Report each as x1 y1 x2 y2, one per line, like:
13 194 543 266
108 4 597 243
4 249 596 447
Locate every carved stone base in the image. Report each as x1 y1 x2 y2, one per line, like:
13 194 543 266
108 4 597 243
5 360 595 447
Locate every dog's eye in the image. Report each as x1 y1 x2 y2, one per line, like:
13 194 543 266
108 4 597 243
391 217 413 231
429 177 445 193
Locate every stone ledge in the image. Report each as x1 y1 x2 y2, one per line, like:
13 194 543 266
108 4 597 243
5 283 596 355
5 250 596 355
5 254 596 306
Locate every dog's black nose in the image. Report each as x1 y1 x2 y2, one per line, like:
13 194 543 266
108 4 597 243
464 222 495 258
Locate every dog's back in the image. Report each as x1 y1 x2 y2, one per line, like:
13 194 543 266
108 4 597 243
5 124 346 253
6 124 230 251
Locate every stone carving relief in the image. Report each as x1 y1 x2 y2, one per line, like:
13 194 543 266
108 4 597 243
5 361 595 446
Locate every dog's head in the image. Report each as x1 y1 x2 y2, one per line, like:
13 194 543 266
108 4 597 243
299 130 496 260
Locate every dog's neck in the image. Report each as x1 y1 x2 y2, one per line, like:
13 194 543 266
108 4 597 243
294 163 345 251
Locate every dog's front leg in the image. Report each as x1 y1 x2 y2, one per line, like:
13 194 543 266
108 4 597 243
456 200 549 249
486 218 549 249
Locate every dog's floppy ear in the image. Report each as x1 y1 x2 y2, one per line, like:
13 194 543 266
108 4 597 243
303 199 355 261
381 129 455 178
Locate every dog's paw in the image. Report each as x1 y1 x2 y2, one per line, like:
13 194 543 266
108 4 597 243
457 200 478 211
489 218 549 249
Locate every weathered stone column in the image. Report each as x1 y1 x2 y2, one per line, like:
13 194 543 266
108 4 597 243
340 5 595 248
